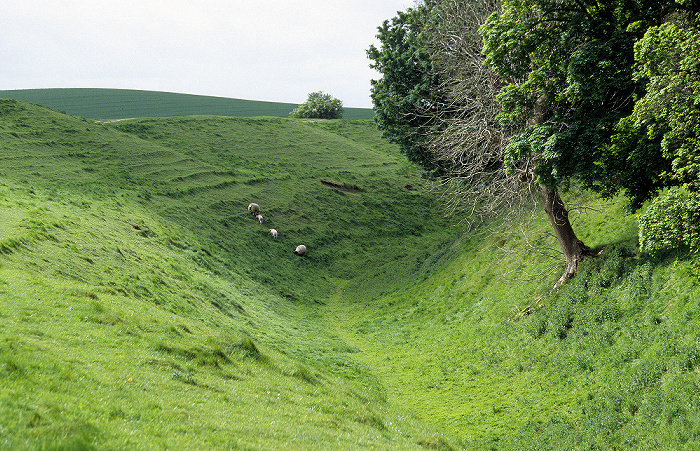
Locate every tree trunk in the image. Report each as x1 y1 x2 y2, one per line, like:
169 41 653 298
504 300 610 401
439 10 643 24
528 95 595 288
538 186 594 289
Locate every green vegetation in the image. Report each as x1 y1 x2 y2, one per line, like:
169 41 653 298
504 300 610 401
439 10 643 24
0 99 454 449
290 92 344 120
367 2 443 172
0 88 374 120
335 204 700 449
639 186 700 257
370 0 700 289
1 98 699 449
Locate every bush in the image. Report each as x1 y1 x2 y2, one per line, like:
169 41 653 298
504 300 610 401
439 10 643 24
290 92 343 119
638 186 700 257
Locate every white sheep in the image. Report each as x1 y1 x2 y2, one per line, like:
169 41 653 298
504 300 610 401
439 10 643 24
269 228 278 239
255 214 264 224
294 244 307 256
248 203 260 216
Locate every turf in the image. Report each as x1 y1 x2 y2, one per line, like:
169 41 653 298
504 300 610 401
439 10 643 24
0 98 454 449
1 97 699 449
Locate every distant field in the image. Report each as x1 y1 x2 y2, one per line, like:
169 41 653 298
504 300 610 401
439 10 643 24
0 88 375 120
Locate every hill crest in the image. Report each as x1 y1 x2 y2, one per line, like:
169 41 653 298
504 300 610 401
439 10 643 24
0 88 375 120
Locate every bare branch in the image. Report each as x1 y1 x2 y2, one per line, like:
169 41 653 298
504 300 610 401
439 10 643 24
414 0 541 230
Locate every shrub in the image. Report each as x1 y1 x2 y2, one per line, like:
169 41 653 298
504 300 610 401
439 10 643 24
639 186 700 257
290 92 343 119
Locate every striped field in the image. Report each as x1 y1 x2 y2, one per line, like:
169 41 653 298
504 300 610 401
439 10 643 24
0 88 375 120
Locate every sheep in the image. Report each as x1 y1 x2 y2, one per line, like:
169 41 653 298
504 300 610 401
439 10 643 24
294 244 307 256
269 228 278 239
255 214 264 224
248 203 260 216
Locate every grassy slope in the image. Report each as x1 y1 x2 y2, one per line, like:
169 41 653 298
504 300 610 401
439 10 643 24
0 99 453 449
0 88 375 120
2 98 699 450
332 193 700 449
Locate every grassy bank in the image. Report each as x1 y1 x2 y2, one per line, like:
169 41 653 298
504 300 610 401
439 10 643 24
333 193 700 449
0 99 454 449
2 98 699 449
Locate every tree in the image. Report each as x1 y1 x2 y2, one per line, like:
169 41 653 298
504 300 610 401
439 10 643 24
627 12 700 192
290 92 344 119
371 0 589 287
367 1 448 173
418 0 522 223
372 0 695 287
623 11 700 256
476 0 692 286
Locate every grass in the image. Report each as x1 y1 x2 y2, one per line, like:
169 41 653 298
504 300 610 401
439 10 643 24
330 198 700 449
1 97 699 449
0 88 375 120
0 98 455 449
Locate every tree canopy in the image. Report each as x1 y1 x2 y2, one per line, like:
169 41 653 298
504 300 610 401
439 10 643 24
370 0 700 284
367 2 446 172
627 13 700 191
480 0 687 206
628 11 700 255
290 92 344 119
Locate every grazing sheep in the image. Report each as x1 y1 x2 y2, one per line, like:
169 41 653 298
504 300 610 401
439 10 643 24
255 214 264 224
248 203 260 216
294 244 307 256
269 228 278 239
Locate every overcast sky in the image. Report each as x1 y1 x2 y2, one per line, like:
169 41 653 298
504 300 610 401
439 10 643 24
0 1 414 108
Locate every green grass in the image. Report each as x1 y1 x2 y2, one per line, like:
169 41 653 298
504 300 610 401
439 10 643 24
1 98 699 449
330 197 700 449
0 88 375 120
0 99 454 449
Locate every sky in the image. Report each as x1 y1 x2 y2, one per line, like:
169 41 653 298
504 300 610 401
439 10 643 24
0 1 414 108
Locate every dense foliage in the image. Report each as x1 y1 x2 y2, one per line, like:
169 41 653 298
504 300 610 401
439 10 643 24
481 0 685 202
481 1 699 256
639 186 700 256
371 0 699 257
367 1 448 173
289 91 344 119
630 14 700 190
617 11 700 255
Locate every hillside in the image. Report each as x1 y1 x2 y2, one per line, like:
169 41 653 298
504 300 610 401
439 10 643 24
0 99 456 449
2 98 700 449
0 88 375 120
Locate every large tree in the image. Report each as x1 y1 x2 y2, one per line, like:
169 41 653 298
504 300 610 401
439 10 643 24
371 0 695 287
479 0 693 285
